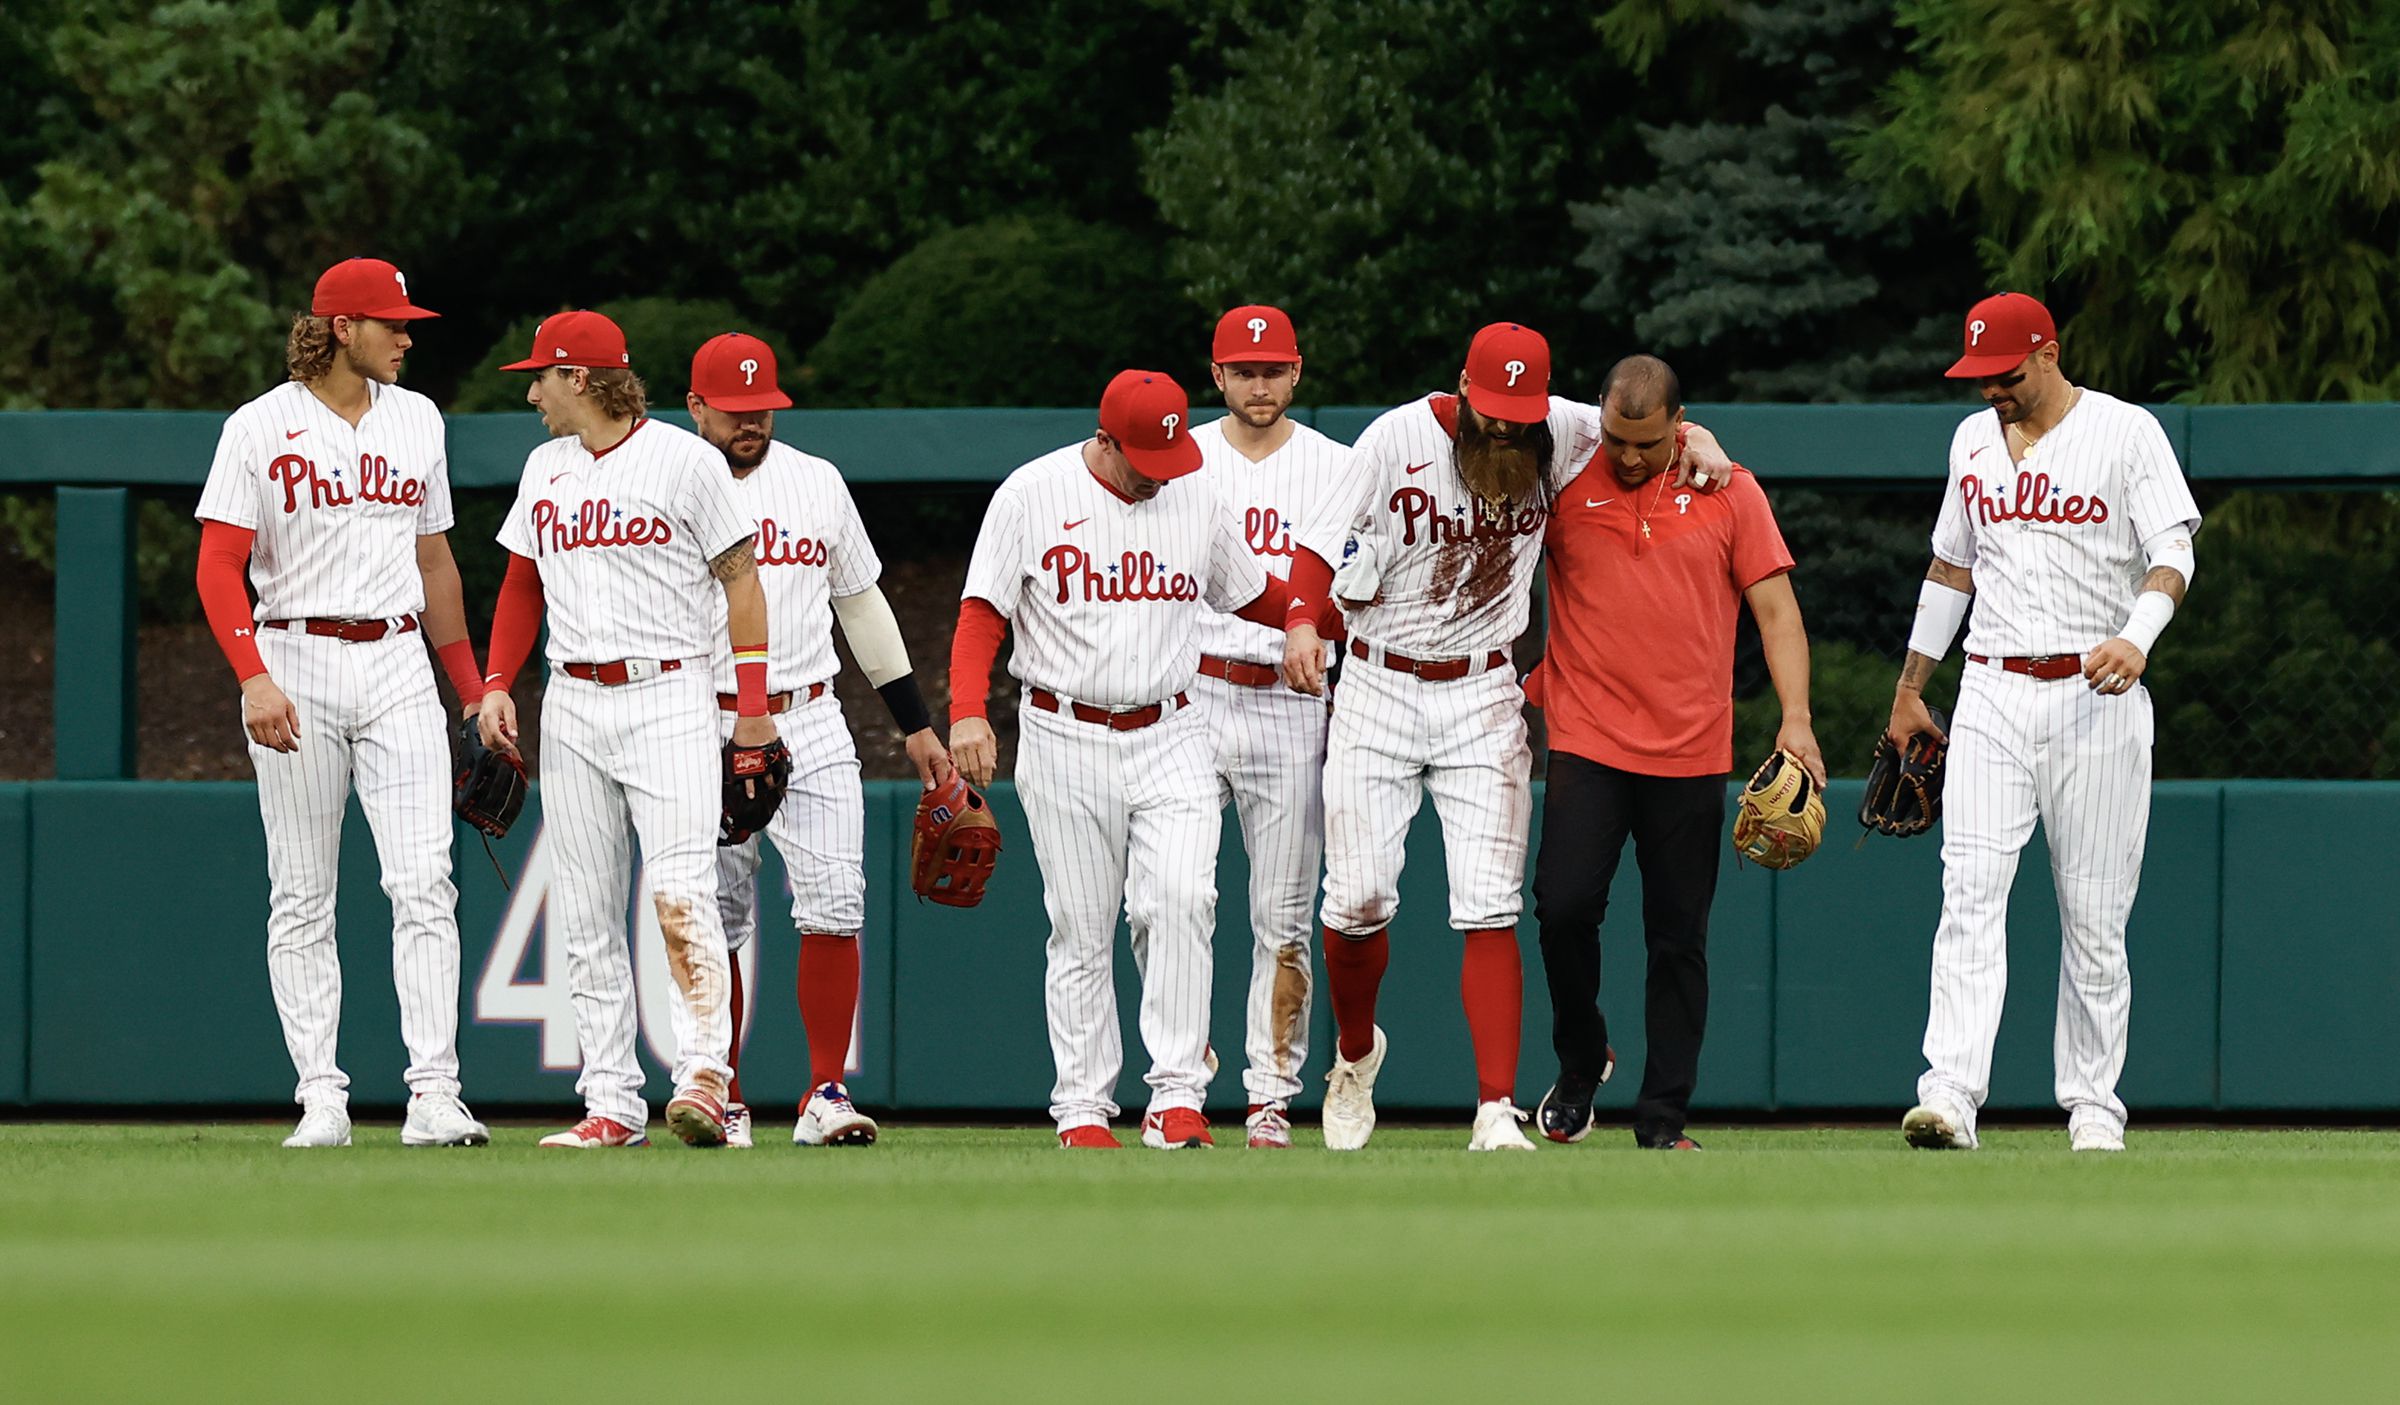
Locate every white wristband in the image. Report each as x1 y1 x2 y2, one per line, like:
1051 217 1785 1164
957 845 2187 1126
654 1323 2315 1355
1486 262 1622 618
2116 590 2176 656
1906 580 1972 661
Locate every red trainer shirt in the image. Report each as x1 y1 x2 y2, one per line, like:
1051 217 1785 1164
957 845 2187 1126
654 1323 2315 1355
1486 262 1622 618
1530 462 1794 776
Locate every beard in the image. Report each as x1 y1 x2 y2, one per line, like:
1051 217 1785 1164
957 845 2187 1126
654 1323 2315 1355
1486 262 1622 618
722 431 769 469
1454 413 1551 519
343 340 397 385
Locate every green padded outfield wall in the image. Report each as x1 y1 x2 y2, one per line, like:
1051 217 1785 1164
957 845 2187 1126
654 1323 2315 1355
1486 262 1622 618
7 779 2395 1114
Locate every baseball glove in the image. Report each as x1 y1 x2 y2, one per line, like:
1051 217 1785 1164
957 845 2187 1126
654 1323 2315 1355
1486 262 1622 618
1859 708 1948 838
910 773 1002 907
454 716 527 839
719 737 792 847
1732 749 1826 869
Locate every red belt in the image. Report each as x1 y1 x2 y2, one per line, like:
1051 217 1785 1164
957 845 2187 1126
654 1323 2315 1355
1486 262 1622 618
1350 639 1507 682
1967 652 2083 682
717 683 826 714
262 615 418 643
1197 654 1280 688
1028 688 1188 731
563 658 684 686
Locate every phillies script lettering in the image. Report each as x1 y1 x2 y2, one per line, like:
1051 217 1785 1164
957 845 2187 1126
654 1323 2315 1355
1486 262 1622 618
1389 487 1543 545
756 518 828 568
1244 507 1294 558
1958 472 2109 527
270 453 426 515
529 498 674 555
1041 545 1200 604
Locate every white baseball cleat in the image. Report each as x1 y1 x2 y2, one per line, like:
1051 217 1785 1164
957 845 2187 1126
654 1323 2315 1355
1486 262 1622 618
1321 1025 1387 1151
794 1081 878 1146
723 1102 754 1150
2069 1121 2125 1153
1902 1103 1978 1150
400 1093 489 1147
1467 1098 1537 1152
665 1086 728 1147
1245 1103 1294 1150
282 1103 351 1148
539 1115 648 1149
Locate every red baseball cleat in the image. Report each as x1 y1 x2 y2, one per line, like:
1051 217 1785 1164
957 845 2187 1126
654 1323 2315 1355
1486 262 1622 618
1058 1125 1123 1149
665 1087 727 1147
538 1115 647 1149
1140 1108 1214 1150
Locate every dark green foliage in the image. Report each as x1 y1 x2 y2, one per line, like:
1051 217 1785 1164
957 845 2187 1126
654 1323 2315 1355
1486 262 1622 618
801 217 1189 407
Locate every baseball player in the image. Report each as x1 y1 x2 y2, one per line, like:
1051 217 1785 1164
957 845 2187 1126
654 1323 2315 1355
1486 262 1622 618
195 257 490 1150
1185 305 1345 1149
1279 323 1733 1151
476 310 773 1149
1893 292 2200 1153
684 332 955 1150
949 370 1313 1150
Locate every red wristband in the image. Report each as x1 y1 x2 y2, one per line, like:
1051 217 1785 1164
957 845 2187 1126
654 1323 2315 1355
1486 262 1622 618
733 646 769 717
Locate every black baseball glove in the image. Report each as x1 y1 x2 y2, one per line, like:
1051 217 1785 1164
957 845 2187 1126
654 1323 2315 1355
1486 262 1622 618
1859 707 1947 838
454 715 528 839
720 736 792 846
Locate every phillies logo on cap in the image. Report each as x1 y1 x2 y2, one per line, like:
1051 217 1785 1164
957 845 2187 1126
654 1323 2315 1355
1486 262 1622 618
1463 322 1551 423
1212 304 1301 364
310 257 439 320
687 332 793 411
1100 369 1203 480
1947 292 2056 378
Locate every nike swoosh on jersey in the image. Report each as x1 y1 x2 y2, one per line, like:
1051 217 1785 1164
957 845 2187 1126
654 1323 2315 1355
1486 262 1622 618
1969 446 1988 460
549 470 574 483
1063 518 1089 530
1586 498 1613 508
1405 461 1430 475
285 429 306 440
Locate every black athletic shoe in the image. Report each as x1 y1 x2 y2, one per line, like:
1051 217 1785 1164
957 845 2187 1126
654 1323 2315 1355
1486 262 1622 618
1636 1129 1702 1151
1536 1076 1597 1144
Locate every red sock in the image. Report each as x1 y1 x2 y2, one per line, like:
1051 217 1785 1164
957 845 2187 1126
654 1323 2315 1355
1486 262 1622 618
799 932 861 1090
1461 927 1523 1104
726 948 746 1105
1322 925 1389 1063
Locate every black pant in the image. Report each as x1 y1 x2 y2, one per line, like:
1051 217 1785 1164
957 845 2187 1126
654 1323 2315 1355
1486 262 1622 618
1533 752 1725 1139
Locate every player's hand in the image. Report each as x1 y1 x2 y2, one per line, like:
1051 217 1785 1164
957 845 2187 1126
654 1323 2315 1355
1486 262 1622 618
2083 638 2147 695
731 713 778 749
240 674 301 753
904 726 955 791
1888 686 1946 754
1674 422 1733 493
477 690 520 760
952 716 998 788
1283 622 1327 696
1776 714 1829 789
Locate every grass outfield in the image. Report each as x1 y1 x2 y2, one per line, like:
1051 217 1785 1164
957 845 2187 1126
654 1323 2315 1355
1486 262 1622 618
2 1125 2395 1403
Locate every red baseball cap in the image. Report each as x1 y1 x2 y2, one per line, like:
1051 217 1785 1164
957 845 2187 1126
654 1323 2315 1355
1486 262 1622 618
1947 292 2056 377
499 310 632 372
689 333 793 411
1462 322 1550 422
1212 305 1301 364
311 258 438 320
1099 369 1203 480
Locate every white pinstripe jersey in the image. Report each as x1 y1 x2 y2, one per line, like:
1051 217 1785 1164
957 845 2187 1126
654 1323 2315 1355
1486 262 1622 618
1293 392 1601 656
1933 389 2203 657
1191 417 1349 666
705 441 880 694
496 417 755 665
963 442 1268 707
196 379 453 620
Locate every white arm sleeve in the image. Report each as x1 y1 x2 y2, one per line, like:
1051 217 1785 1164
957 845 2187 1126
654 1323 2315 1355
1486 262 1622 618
831 583 915 688
1907 579 1972 661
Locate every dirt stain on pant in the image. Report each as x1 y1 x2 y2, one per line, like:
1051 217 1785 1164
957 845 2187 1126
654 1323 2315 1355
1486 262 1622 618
1271 945 1311 1079
655 895 729 1098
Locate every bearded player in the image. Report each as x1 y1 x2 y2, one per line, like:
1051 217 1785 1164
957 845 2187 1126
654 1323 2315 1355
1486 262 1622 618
478 310 772 1149
684 332 955 1149
195 257 490 1149
1185 305 1348 1149
1280 323 1731 1151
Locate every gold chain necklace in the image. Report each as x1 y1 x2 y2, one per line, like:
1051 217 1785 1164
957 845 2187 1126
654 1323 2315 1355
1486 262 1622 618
2008 385 2082 453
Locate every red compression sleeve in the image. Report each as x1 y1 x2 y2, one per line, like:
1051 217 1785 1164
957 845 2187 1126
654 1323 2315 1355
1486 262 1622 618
734 648 769 716
1233 575 1289 631
435 639 485 706
484 552 545 693
948 597 1007 723
1282 547 1334 630
196 521 265 683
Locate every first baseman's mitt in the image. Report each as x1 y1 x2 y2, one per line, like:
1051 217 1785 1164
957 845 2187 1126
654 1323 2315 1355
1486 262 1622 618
719 737 792 847
1732 749 1826 869
1859 708 1948 838
910 773 1002 907
454 716 528 839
